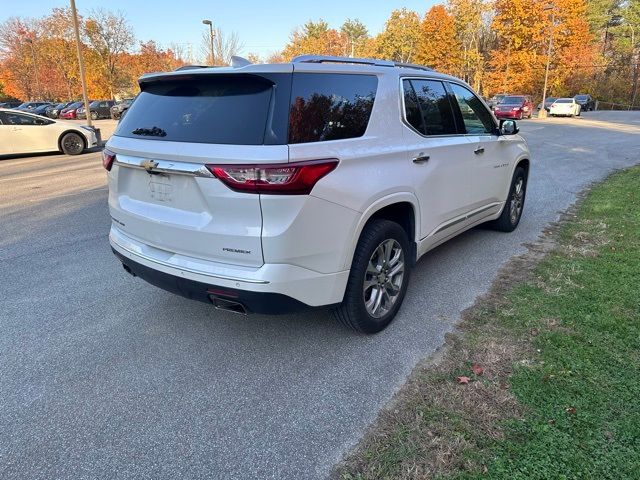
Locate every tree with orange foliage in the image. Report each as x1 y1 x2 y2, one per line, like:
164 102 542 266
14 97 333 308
415 5 463 75
282 20 346 60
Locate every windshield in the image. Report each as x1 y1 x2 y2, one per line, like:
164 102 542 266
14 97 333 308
555 99 572 103
67 102 83 109
500 96 525 104
575 95 588 100
89 101 101 107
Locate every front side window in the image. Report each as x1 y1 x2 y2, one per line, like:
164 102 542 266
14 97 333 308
449 83 496 134
402 79 457 136
288 73 377 144
0 112 48 126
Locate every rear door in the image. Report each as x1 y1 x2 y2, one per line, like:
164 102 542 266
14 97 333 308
107 69 292 267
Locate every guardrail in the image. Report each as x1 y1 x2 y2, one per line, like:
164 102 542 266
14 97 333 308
595 100 640 111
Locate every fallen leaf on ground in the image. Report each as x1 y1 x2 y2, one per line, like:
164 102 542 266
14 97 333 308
457 376 470 384
471 363 484 376
566 406 577 414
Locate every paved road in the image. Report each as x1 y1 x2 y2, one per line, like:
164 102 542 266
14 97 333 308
1 112 639 479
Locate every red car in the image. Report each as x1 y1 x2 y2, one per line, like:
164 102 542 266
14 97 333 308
59 101 85 119
493 95 534 120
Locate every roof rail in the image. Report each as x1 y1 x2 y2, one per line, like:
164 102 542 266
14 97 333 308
292 55 395 67
393 62 433 72
291 55 433 72
173 65 209 71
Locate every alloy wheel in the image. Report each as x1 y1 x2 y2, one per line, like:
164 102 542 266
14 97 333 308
363 239 405 318
510 178 524 224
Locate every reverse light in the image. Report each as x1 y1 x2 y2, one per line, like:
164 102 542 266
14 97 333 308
102 148 116 171
206 159 338 195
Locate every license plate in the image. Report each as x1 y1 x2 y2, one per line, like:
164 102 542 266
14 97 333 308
148 175 173 203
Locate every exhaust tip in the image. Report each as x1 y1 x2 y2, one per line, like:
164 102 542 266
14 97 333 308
122 263 136 277
210 296 247 315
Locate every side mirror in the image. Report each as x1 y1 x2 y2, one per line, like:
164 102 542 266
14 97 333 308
500 119 519 135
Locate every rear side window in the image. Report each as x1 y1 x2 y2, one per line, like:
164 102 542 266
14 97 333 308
288 73 377 144
402 79 457 136
115 73 290 145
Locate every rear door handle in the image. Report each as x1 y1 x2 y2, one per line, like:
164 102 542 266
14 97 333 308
474 147 485 155
412 153 430 164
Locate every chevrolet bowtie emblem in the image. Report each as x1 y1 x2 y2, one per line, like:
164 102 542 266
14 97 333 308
141 159 159 172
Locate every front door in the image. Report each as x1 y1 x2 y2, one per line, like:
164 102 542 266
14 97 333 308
448 82 509 211
401 78 475 240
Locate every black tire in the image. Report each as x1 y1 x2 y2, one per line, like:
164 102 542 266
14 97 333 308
60 132 85 155
332 219 411 334
489 166 527 232
90 111 98 120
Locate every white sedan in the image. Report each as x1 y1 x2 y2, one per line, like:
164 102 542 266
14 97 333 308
0 108 98 156
549 98 581 117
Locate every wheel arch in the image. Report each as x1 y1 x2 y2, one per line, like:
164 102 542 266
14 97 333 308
344 193 420 270
57 129 87 153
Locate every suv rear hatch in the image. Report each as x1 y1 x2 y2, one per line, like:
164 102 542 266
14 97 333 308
106 68 292 267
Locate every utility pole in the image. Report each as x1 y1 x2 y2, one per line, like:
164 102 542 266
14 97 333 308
24 38 41 100
70 0 92 128
539 8 555 119
202 19 215 65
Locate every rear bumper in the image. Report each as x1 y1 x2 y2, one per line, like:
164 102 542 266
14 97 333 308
113 249 310 314
109 226 349 312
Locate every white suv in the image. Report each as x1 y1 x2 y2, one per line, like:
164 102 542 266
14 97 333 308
105 55 530 333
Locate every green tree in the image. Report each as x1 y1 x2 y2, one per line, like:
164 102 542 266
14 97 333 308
370 8 421 63
341 18 368 57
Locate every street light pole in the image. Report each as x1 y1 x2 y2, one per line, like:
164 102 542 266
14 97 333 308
202 19 215 65
70 0 92 128
539 9 555 119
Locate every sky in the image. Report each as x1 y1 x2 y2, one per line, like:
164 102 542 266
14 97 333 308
3 0 437 60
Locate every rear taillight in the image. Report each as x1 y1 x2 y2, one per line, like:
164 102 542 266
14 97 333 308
206 159 338 195
102 148 116 171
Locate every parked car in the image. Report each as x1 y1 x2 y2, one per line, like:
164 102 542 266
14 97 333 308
28 103 54 116
15 101 50 112
487 93 507 110
0 101 22 108
110 98 134 119
0 107 98 156
493 95 534 119
574 94 595 111
549 98 581 117
105 55 530 333
59 101 85 119
77 100 116 120
536 96 556 112
46 102 76 119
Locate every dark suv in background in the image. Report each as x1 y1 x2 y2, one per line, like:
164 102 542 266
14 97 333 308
77 100 116 120
574 94 595 111
110 98 134 119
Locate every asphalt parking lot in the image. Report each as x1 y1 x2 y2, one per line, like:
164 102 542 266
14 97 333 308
1 112 639 479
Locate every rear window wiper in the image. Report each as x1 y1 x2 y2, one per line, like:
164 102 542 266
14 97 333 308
132 126 167 137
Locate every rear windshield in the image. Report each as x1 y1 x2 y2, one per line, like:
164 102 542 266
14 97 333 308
555 99 572 103
500 96 525 104
115 73 289 145
114 72 378 145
